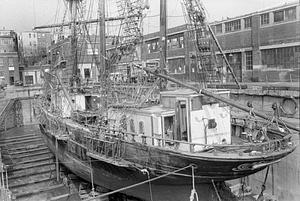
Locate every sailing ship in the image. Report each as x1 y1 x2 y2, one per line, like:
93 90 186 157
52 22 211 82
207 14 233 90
33 0 298 200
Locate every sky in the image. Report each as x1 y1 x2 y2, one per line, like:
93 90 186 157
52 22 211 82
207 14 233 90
0 0 298 33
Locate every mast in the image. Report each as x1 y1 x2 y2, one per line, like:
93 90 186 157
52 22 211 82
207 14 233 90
99 0 106 80
67 0 79 86
159 0 167 89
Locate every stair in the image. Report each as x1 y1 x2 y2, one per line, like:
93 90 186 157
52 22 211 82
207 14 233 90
0 125 75 201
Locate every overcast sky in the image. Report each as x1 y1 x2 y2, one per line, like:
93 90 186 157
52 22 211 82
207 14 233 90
0 0 297 33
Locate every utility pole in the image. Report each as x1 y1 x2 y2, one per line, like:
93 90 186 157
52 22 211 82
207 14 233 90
159 0 167 89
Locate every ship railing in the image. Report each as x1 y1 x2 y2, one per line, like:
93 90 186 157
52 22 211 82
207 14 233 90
89 126 295 155
83 135 123 160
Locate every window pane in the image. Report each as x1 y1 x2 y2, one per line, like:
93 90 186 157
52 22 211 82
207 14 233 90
168 58 185 74
216 24 222 34
245 51 253 70
274 10 284 22
285 7 296 21
244 17 252 28
260 13 269 25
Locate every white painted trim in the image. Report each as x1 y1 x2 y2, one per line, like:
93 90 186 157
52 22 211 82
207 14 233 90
210 2 299 25
259 42 300 50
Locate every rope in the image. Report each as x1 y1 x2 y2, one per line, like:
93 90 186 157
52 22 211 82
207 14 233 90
85 164 194 201
212 179 222 201
189 165 199 201
141 169 153 201
257 166 270 200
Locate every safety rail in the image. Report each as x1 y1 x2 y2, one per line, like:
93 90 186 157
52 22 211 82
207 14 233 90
83 136 123 160
36 105 296 157
84 125 295 156
0 149 12 201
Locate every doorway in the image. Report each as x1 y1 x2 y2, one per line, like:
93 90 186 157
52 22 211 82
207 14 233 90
175 100 188 141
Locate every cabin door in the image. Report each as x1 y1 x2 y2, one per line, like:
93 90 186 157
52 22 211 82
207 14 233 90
175 100 188 141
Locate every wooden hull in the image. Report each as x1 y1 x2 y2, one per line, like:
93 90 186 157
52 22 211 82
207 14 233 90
39 124 295 201
39 125 238 201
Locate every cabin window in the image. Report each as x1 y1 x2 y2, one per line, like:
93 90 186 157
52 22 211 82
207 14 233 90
85 96 92 110
120 115 127 131
138 121 144 134
164 116 174 140
201 96 218 105
130 119 135 133
161 96 176 108
84 68 91 79
191 96 202 110
208 119 217 129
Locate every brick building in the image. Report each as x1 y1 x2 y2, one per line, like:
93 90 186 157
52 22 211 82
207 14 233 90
141 1 300 83
18 31 52 66
0 30 20 86
210 1 300 82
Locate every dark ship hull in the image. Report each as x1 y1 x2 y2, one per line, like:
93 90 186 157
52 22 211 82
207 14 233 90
39 123 295 201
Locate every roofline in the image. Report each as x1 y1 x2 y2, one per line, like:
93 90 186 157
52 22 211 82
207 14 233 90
210 1 299 25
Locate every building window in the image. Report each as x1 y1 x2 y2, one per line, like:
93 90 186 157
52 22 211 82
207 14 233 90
244 17 252 29
0 58 3 66
147 39 159 53
29 33 31 38
260 13 269 25
8 58 14 66
84 68 90 79
168 58 185 74
284 7 296 21
215 24 222 34
262 47 298 69
167 34 184 50
225 19 241 33
274 10 284 22
245 51 253 70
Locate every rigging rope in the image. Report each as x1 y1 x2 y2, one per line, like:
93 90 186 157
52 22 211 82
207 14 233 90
257 165 270 201
84 164 194 201
211 179 222 201
189 165 199 201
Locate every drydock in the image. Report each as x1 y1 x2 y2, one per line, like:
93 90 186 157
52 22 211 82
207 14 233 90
0 84 299 201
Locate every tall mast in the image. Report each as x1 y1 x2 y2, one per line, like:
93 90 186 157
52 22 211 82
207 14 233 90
159 0 167 89
67 0 79 84
99 0 106 80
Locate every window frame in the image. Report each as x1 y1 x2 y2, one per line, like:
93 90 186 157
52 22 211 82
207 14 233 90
225 19 241 33
274 10 284 23
245 51 253 70
215 24 222 34
260 13 270 25
244 17 252 29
